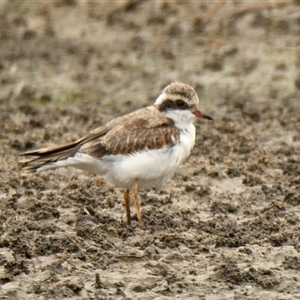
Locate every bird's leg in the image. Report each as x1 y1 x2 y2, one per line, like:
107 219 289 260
131 179 142 223
124 189 131 225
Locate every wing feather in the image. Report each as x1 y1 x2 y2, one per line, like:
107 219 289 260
80 107 180 157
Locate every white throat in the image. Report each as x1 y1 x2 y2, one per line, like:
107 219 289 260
164 109 196 163
164 109 196 130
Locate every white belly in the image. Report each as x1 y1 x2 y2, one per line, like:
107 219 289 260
71 144 186 189
102 146 182 189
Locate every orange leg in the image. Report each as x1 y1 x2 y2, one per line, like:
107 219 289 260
131 179 142 224
124 189 131 225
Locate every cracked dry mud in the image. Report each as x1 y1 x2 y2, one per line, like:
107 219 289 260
1 1 300 299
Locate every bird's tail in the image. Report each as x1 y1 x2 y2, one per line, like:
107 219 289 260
19 141 82 175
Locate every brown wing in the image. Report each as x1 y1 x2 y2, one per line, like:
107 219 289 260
80 106 180 157
19 106 179 173
19 122 110 173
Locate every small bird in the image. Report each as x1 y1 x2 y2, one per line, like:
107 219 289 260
20 82 213 225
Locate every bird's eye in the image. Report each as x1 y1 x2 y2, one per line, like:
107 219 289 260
175 100 186 109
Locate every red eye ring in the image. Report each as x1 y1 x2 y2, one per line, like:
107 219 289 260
175 100 186 108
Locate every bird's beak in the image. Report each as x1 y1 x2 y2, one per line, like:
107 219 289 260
193 110 213 120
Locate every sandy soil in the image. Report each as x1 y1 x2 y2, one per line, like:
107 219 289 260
1 1 300 299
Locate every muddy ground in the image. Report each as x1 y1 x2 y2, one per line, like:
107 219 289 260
1 1 300 299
